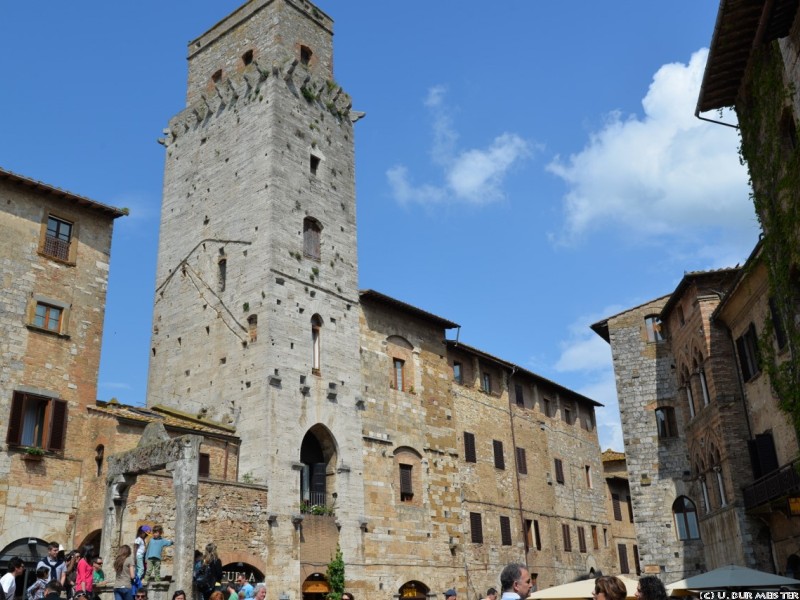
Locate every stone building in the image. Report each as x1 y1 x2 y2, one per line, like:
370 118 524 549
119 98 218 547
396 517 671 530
601 451 638 576
0 1 629 598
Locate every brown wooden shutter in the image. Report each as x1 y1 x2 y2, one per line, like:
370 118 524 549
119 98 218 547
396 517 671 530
618 544 629 574
626 495 634 522
464 432 476 463
399 464 413 498
555 458 564 483
500 516 512 546
562 524 571 551
578 526 586 553
534 520 541 550
524 519 533 551
198 453 211 478
633 544 640 575
470 512 483 543
612 493 622 521
6 392 25 446
516 447 527 474
47 398 68 451
493 440 505 469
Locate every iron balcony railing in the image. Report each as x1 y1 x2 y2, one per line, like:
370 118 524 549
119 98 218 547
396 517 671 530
43 235 70 261
743 458 800 510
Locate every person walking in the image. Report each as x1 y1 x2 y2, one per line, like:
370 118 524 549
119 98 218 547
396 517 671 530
112 545 135 600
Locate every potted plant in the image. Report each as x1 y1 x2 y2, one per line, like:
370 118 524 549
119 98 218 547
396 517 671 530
22 447 45 461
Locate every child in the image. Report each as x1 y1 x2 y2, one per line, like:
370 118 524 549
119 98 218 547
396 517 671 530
144 525 173 582
27 567 49 600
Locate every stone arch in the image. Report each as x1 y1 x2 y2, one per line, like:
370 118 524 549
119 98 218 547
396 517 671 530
398 580 430 600
302 572 329 600
78 529 102 556
299 425 339 510
0 537 50 595
221 560 265 584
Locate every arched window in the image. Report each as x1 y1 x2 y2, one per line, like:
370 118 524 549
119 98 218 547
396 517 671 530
672 496 700 540
311 314 322 373
644 315 664 342
304 217 322 261
655 407 677 438
699 366 710 406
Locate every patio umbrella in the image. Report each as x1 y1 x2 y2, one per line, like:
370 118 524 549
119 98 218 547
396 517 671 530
529 575 639 600
666 565 800 596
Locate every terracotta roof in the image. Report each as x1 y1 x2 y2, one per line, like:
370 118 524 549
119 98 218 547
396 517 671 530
0 167 128 218
602 449 626 462
698 0 800 113
359 289 459 329
445 340 603 407
91 401 239 439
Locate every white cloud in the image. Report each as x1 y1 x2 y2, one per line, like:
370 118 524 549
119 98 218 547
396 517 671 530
548 49 755 245
387 87 531 205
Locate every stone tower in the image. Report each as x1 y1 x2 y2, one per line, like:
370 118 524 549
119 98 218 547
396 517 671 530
147 0 366 588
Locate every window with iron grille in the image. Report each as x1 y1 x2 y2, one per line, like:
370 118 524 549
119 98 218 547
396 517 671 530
6 391 68 451
464 432 476 463
554 458 564 484
43 215 73 261
500 516 512 546
516 447 527 474
400 464 413 501
493 440 505 470
470 512 483 543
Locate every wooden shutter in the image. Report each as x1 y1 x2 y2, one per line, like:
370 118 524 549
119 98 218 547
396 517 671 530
612 493 622 521
562 524 571 552
47 398 68 451
633 544 640 575
578 526 586 553
470 512 483 543
493 440 505 469
524 520 533 551
626 495 634 522
592 525 599 550
464 432 476 463
534 520 541 550
198 453 211 478
554 458 564 483
516 447 527 474
399 464 413 499
6 392 25 446
500 516 512 546
618 544 629 574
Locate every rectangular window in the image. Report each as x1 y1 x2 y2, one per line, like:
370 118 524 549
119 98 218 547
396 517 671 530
34 302 63 332
618 544 630 574
585 465 592 488
626 495 634 522
464 432 476 463
656 407 677 438
563 407 573 425
303 218 321 261
516 447 527 474
543 398 552 417
514 384 524 407
524 519 533 551
481 372 492 393
645 315 664 342
561 524 572 552
6 391 68 451
633 545 641 575
554 458 565 484
199 453 210 478
591 525 599 550
493 440 505 469
603 528 608 547
769 297 788 349
400 464 413 501
612 493 622 521
500 516 512 546
534 520 542 550
736 323 761 382
470 512 483 543
43 215 73 261
577 526 586 553
393 358 405 391
453 362 463 384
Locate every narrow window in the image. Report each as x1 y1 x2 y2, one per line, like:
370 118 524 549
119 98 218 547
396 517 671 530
633 545 641 575
247 315 258 342
585 465 592 488
303 217 322 261
618 544 630 574
44 215 73 261
612 493 622 521
95 445 104 477
34 302 63 333
543 398 552 418
554 458 564 484
493 440 505 470
603 528 608 547
470 512 483 543
699 368 710 406
769 297 788 350
514 384 524 407
399 464 413 502
673 496 700 540
562 524 572 552
393 358 405 391
310 154 321 175
563 407 572 425
715 467 727 507
516 447 527 474
217 257 227 292
453 362 463 384
591 525 599 550
242 49 254 66
199 453 211 478
626 495 634 522
577 526 586 553
684 374 696 419
677 305 685 326
481 372 491 393
524 520 533 551
311 314 322 373
736 323 761 381
655 407 677 438
463 432 476 463
645 315 664 342
500 516 512 546
300 45 313 66
6 391 68 451
533 520 542 550
700 477 711 513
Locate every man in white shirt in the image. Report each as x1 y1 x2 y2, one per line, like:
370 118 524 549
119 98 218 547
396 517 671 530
1 556 26 599
499 564 533 600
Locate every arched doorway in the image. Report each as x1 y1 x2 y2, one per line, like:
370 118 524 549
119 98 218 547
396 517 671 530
786 554 800 578
221 563 264 584
0 538 49 599
299 425 338 512
78 530 101 556
399 581 430 600
302 572 330 600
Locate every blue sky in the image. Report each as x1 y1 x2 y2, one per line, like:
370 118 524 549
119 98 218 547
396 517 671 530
0 2 758 451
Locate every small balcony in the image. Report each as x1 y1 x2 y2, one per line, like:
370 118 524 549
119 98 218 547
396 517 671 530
743 458 800 512
43 235 70 261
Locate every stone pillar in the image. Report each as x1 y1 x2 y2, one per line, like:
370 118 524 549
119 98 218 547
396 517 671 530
170 436 201 593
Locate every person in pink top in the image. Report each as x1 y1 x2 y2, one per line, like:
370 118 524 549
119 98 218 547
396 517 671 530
75 546 95 596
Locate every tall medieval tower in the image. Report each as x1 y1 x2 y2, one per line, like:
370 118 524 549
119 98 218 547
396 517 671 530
147 0 366 587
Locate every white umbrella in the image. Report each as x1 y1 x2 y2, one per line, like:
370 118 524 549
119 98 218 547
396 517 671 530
529 576 639 600
666 565 800 595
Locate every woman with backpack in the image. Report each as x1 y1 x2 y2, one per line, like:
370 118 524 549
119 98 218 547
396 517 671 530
195 544 222 600
112 545 135 600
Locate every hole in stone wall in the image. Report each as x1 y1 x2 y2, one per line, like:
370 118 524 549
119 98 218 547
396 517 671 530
310 154 320 175
300 45 312 65
212 69 223 83
242 49 254 66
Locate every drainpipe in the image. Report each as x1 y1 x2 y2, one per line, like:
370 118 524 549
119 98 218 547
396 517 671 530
507 366 528 556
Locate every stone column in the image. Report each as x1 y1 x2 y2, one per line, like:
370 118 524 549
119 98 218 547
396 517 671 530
171 436 201 593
